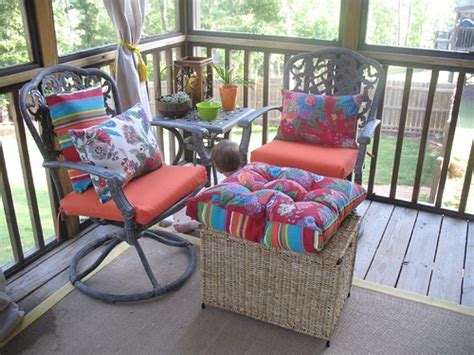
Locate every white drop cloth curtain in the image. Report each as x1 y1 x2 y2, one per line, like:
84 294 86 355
104 0 152 119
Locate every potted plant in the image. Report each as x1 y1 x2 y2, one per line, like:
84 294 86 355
156 91 192 118
214 64 253 111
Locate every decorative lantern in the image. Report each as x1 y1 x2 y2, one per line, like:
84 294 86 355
174 57 213 105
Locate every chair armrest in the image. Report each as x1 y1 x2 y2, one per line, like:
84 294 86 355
43 161 126 183
44 160 135 228
354 119 380 184
237 106 281 167
238 106 282 128
357 119 381 145
151 120 209 137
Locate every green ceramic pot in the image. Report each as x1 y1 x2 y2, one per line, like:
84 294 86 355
196 101 222 121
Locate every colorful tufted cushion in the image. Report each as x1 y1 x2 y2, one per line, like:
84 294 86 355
69 103 162 203
45 86 110 192
275 90 364 149
187 162 366 253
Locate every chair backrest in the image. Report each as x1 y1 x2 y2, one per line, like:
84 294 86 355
19 64 122 199
283 47 385 127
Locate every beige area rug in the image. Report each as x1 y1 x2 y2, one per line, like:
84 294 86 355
2 238 473 354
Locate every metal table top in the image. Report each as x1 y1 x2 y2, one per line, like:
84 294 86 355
153 107 255 134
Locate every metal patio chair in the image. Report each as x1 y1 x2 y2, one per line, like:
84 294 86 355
19 65 207 303
238 47 385 184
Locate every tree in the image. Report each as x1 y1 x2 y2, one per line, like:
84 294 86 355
0 1 30 67
366 0 456 49
0 0 466 69
53 0 115 56
144 0 178 36
198 0 339 40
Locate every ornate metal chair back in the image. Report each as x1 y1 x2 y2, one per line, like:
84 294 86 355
19 65 122 199
283 47 385 129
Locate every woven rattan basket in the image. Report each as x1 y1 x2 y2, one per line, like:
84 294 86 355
200 214 360 341
156 100 192 118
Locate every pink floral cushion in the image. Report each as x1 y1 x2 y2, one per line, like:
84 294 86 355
69 103 162 203
187 162 366 253
276 90 363 148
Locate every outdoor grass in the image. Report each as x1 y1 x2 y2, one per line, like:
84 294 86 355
368 135 436 186
0 187 54 266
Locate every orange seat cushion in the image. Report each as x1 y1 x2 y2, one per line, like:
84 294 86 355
60 165 207 226
250 140 358 179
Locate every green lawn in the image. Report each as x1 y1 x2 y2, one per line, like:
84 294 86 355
367 135 436 186
0 187 54 266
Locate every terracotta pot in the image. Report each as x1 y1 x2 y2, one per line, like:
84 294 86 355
219 85 238 111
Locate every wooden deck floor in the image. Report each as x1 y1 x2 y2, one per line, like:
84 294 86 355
355 200 473 307
6 200 473 313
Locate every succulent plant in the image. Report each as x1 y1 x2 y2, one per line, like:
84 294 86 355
159 91 191 104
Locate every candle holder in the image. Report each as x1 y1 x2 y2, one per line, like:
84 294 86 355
174 56 213 106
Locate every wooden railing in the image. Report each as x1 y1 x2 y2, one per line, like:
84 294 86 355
186 38 474 222
452 26 474 52
0 27 474 274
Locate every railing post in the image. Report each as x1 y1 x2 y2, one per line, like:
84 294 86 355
262 52 270 145
225 48 232 70
412 70 439 203
459 139 474 214
33 0 80 240
435 73 466 208
243 51 250 108
11 91 45 249
165 49 177 162
367 64 388 195
390 68 413 199
0 139 24 263
152 52 165 153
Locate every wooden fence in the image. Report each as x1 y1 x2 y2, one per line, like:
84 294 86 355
204 77 456 137
382 80 455 136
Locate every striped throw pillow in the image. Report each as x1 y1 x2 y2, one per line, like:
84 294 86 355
45 86 109 192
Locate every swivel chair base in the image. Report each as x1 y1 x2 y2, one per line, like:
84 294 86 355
69 229 197 303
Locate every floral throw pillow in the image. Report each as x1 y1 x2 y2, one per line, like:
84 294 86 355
69 103 162 203
275 90 364 148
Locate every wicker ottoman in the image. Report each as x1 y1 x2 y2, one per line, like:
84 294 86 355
200 214 359 344
186 163 366 344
